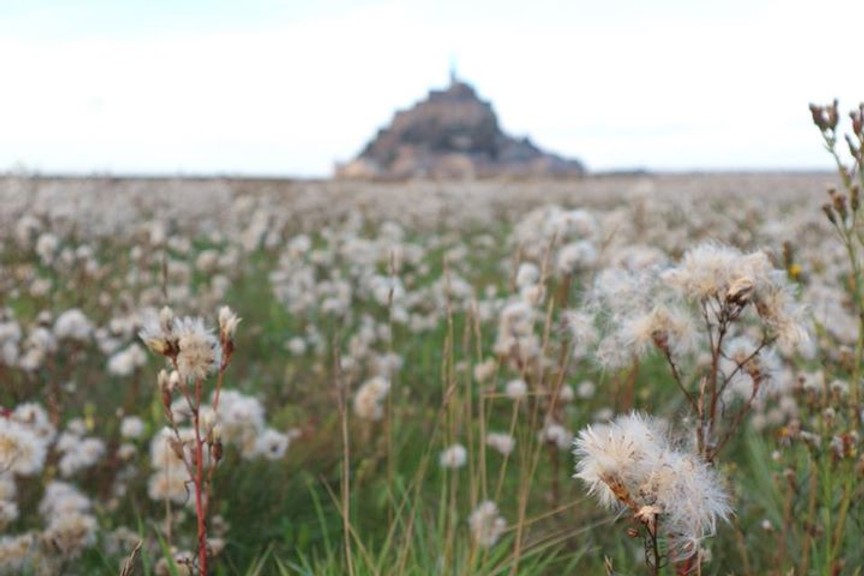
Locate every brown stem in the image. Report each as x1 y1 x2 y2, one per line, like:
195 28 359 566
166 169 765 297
333 340 355 576
549 443 560 506
649 532 661 576
700 296 731 461
661 346 698 414
192 378 209 575
711 373 763 460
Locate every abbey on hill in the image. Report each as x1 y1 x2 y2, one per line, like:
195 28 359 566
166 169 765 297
335 74 585 180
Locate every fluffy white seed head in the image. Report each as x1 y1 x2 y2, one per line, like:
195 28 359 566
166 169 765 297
439 443 467 469
174 317 222 382
0 419 47 476
469 501 507 548
353 376 390 421
485 432 515 456
573 412 730 558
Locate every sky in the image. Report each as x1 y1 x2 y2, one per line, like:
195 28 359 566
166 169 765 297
0 0 861 177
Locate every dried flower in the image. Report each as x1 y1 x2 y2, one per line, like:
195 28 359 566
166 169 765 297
485 432 515 456
53 309 94 342
120 416 146 440
541 422 573 450
174 317 222 382
439 443 467 469
469 501 507 547
353 376 390 421
574 413 730 559
253 428 288 460
0 418 47 476
504 379 528 401
218 306 241 343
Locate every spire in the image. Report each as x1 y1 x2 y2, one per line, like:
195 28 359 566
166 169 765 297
449 57 458 86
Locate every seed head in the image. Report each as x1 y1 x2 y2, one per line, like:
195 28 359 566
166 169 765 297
573 412 730 558
218 306 241 343
469 501 507 548
725 277 754 307
439 443 468 469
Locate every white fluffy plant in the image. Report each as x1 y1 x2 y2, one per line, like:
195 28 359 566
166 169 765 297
585 242 808 462
139 305 241 576
573 241 809 573
659 243 808 460
574 413 730 568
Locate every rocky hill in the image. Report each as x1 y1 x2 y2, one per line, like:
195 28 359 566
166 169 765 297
335 75 585 180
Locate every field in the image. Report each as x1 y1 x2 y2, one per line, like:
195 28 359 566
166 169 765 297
1 167 863 575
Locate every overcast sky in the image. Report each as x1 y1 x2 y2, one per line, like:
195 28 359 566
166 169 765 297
0 0 861 177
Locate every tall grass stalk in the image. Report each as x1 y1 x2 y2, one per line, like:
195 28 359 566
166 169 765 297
334 342 355 576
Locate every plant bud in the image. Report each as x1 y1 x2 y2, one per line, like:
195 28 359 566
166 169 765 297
157 369 172 392
726 277 755 306
851 105 863 137
650 329 670 353
218 306 241 343
828 99 839 130
212 439 223 463
201 410 217 437
159 306 175 335
810 103 829 131
169 437 185 462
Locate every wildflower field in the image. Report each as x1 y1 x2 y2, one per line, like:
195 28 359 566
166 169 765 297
2 106 864 575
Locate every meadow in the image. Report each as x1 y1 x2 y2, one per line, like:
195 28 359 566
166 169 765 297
1 110 863 575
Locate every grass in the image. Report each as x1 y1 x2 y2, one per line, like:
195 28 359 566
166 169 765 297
2 147 864 574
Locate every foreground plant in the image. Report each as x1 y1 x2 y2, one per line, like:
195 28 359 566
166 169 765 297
140 305 240 575
759 98 864 574
573 238 809 572
810 99 864 415
574 413 730 570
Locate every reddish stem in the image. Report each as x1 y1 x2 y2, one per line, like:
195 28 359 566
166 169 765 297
675 555 697 575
